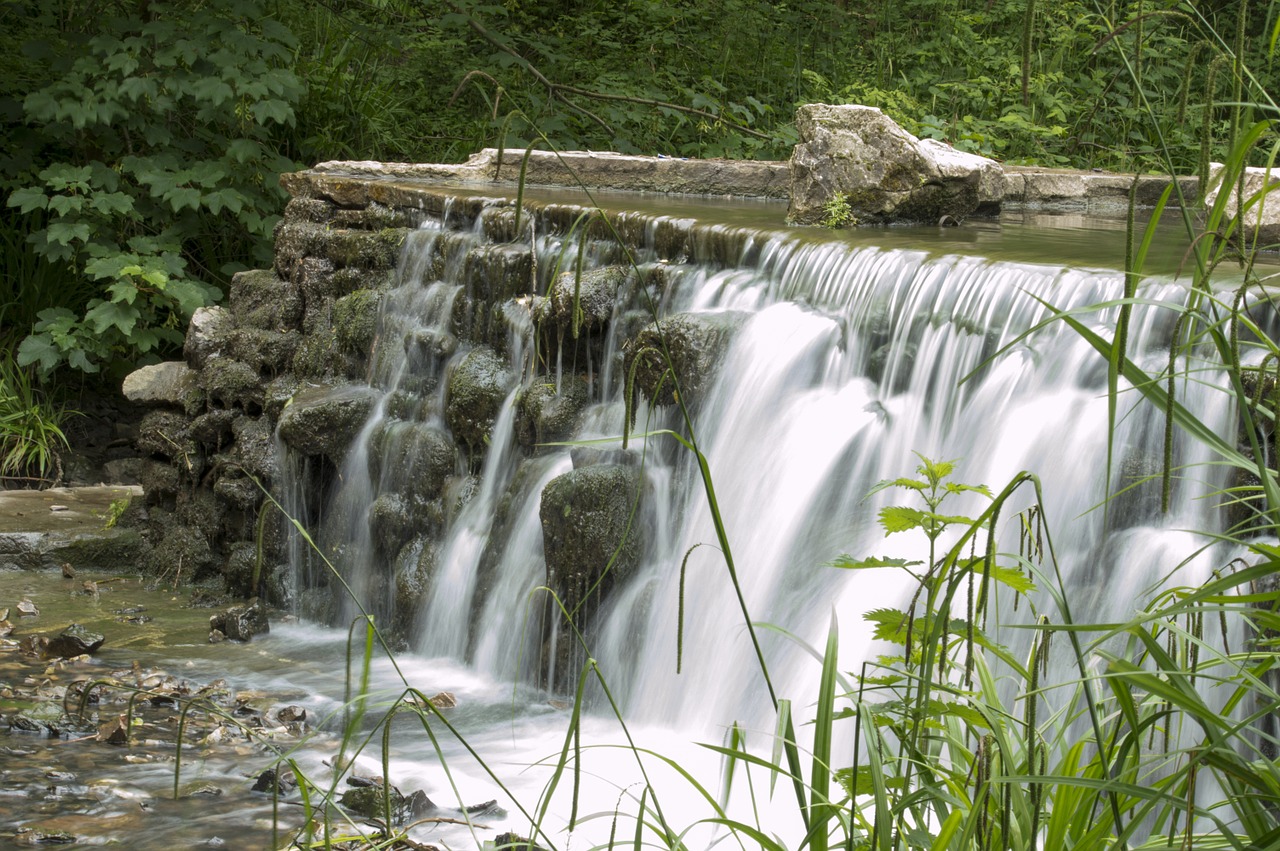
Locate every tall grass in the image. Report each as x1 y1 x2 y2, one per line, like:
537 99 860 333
0 351 71 488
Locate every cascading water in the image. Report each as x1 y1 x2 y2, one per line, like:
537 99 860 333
275 191 1249 841
282 191 1239 721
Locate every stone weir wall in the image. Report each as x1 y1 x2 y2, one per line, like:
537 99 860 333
122 169 745 658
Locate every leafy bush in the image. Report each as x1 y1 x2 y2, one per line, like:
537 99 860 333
3 0 302 378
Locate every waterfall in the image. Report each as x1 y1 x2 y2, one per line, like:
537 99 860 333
281 193 1238 738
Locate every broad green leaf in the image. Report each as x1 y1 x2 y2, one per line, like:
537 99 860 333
90 192 134 215
828 555 924 570
165 187 202 212
251 98 293 125
85 300 139 336
67 348 99 373
46 221 91 246
879 505 926 534
164 278 210 315
107 281 140 305
16 334 61 373
7 186 48 213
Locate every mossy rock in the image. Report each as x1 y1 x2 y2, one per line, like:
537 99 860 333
231 415 278 481
623 311 748 410
189 409 237 449
515 375 589 449
282 197 335 225
230 269 303 331
367 420 458 503
320 227 407 269
445 346 514 453
546 265 628 335
230 328 301 375
48 528 146 573
334 289 382 355
137 410 197 462
332 202 417 230
290 327 340 381
340 783 405 821
201 359 264 413
462 244 534 303
276 384 379 461
142 522 219 581
539 463 644 615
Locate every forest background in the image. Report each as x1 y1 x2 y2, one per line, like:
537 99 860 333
0 0 1275 476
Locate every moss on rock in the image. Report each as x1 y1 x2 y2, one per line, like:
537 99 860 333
334 288 382 355
276 384 379 461
515 375 589 449
623 311 747 410
445 346 513 454
539 463 644 614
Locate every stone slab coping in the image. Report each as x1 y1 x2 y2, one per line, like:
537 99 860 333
292 148 1203 212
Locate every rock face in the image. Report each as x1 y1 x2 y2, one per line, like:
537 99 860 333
1204 162 1280 248
624 311 748 410
209 599 270 642
276 385 380 461
539 464 644 613
445 346 513 454
787 104 1004 225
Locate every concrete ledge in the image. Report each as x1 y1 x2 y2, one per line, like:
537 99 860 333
298 148 792 199
284 151 1205 215
0 486 144 572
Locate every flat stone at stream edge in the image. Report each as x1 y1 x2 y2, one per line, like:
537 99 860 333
45 624 105 658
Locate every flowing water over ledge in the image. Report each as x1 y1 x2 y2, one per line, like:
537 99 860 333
4 186 1269 847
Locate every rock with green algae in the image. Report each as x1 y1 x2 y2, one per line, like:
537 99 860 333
538 463 645 615
276 385 379 461
515 375 590 449
333 288 382 354
545 265 629 335
445 346 513 452
623 311 748 410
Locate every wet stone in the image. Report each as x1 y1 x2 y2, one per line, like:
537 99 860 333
45 624 105 658
209 599 270 642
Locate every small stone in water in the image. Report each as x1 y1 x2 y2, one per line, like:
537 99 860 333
178 782 223 798
428 691 457 708
96 714 130 745
251 767 297 794
17 599 38 617
49 504 67 512
43 772 75 783
276 705 306 725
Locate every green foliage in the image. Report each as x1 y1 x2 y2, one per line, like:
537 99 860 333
820 192 856 228
3 0 302 378
0 353 71 487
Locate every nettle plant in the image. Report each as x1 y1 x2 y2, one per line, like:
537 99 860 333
6 0 302 377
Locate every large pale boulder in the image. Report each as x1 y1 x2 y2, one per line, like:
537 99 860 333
122 362 199 408
1203 163 1280 248
788 104 1005 225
